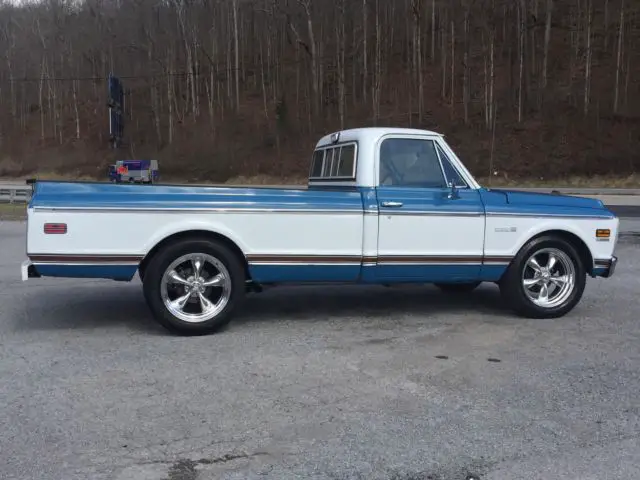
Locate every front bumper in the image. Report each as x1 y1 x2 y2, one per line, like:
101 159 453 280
604 255 618 278
594 255 617 278
21 260 41 281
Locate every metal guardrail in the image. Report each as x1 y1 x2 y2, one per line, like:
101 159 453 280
1 182 640 205
0 185 31 204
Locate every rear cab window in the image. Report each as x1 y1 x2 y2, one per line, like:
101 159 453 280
309 143 357 181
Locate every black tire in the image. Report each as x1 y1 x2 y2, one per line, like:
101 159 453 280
142 237 246 335
434 281 481 293
138 266 145 282
499 235 586 319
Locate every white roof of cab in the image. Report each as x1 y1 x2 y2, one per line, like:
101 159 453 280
315 127 442 149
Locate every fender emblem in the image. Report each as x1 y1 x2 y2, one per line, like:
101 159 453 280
495 226 517 233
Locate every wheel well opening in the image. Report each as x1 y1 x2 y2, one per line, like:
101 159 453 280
139 230 251 280
529 229 594 272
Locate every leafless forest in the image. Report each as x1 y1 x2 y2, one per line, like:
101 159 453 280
0 0 638 182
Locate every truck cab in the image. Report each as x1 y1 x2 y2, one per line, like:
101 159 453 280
308 128 488 282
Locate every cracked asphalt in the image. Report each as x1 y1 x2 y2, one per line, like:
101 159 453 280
1 219 640 480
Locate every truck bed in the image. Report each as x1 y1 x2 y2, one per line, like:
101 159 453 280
26 180 369 283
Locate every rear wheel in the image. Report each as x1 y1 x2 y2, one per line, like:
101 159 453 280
142 238 246 335
434 281 481 293
499 235 586 318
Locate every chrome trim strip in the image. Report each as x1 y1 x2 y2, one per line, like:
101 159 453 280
377 262 483 266
33 262 140 266
486 212 614 220
594 258 614 267
248 257 513 266
248 261 511 267
32 207 365 215
32 206 612 220
379 210 484 217
29 254 143 262
249 262 361 266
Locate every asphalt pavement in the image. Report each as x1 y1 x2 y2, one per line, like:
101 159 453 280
1 220 639 480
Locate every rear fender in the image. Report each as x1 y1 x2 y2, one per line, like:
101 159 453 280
142 219 250 259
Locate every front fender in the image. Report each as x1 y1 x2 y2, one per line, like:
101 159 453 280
485 215 618 275
508 218 593 257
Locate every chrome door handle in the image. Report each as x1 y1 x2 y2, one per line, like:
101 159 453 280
381 201 403 208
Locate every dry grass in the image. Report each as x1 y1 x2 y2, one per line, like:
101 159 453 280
0 203 26 220
224 174 307 186
1 171 96 182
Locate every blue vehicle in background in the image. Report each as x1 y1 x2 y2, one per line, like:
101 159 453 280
108 160 159 184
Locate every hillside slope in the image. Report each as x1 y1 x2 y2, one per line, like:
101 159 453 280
0 0 638 184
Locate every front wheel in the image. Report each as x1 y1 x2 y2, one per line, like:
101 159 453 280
142 238 246 335
499 236 586 319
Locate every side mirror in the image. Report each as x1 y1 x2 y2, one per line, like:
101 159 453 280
447 181 459 199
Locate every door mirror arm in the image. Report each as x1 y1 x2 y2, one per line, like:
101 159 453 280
447 181 459 200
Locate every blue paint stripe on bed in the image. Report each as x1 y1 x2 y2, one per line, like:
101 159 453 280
34 264 138 281
30 181 365 211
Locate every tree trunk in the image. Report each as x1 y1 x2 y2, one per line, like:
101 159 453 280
542 0 552 92
431 0 436 62
518 0 525 123
583 0 592 116
72 80 80 140
233 0 240 112
450 18 455 118
412 0 423 122
363 0 368 101
463 5 469 125
613 0 624 114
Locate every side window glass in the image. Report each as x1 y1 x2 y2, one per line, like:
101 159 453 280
337 144 356 177
436 144 467 187
379 138 446 188
310 149 324 178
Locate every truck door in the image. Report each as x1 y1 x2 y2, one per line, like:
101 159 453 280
373 134 485 282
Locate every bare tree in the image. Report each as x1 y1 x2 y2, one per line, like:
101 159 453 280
613 0 624 114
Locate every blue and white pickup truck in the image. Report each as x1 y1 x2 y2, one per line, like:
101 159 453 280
22 127 619 335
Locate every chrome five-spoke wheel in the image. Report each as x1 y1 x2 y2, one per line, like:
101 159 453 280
499 235 586 319
522 248 575 308
161 253 232 323
142 238 246 335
